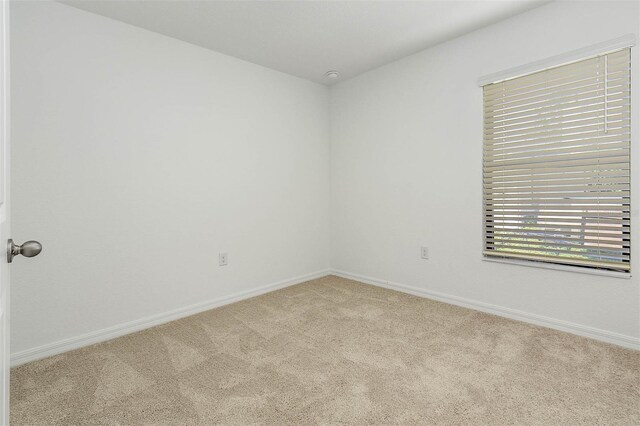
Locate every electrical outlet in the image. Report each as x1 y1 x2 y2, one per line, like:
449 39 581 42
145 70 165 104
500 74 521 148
219 252 228 266
420 246 429 260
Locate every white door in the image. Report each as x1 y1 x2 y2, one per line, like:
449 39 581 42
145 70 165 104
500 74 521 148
0 3 41 421
0 0 9 423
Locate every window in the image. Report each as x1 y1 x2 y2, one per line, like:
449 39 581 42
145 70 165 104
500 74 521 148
482 48 631 273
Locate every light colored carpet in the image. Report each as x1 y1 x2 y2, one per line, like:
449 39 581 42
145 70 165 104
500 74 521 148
11 275 640 425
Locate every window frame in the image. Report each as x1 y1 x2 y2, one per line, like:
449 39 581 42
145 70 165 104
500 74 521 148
478 36 635 278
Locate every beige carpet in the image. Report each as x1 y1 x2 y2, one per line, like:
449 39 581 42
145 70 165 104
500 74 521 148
11 275 640 425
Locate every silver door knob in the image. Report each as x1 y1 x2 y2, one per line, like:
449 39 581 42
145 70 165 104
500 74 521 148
7 239 42 263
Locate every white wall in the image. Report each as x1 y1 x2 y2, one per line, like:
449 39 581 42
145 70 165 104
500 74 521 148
330 1 640 342
10 1 330 356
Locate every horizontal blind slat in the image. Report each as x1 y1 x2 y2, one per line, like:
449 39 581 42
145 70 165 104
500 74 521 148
484 127 629 149
484 177 629 189
484 137 629 157
484 68 629 100
484 155 630 171
483 251 631 271
484 142 630 161
486 121 630 144
486 91 631 120
484 169 630 183
487 245 630 255
486 240 630 254
488 211 630 217
485 93 630 125
487 230 629 240
484 76 629 108
484 83 630 113
485 167 631 180
487 222 629 229
486 187 630 196
486 112 629 139
485 106 630 135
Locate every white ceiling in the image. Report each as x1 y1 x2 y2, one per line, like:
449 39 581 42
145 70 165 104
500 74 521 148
60 0 549 85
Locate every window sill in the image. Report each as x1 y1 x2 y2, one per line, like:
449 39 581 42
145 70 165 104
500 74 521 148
483 256 631 279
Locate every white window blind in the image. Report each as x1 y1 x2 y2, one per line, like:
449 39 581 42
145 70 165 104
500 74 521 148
483 48 631 273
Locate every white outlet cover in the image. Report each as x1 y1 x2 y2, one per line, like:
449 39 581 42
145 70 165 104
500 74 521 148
219 253 228 266
420 246 429 259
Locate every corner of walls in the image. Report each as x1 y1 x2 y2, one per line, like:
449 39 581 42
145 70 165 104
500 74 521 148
326 0 640 348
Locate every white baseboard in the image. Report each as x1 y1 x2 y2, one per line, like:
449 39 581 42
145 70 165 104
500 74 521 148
12 267 637 366
331 269 640 351
10 269 331 367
